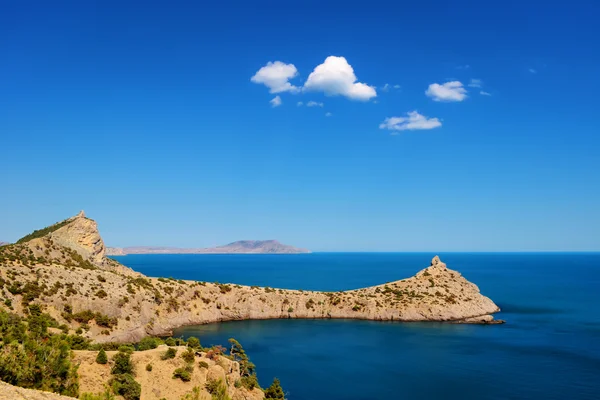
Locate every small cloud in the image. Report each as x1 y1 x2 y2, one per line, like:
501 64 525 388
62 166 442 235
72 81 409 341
425 81 467 102
379 111 441 133
251 61 300 93
529 68 537 74
480 90 492 96
306 101 324 107
468 79 482 88
381 83 401 92
297 101 303 106
303 56 377 101
270 95 282 107
325 112 333 117
456 64 470 70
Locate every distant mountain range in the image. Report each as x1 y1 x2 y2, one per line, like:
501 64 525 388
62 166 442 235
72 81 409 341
106 240 311 255
0 242 9 247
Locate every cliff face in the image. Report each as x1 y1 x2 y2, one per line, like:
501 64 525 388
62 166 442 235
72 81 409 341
0 212 502 345
14 211 139 277
48 211 106 264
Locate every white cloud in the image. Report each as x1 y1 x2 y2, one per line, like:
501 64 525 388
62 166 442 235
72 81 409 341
270 95 282 107
456 64 470 70
306 100 324 107
297 101 303 106
480 90 492 96
529 68 537 74
425 81 467 102
468 79 482 88
381 83 401 92
379 111 441 132
303 56 376 101
325 112 333 117
251 61 300 93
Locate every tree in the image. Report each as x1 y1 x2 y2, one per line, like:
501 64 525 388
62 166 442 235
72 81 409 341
111 351 134 375
187 336 201 349
228 339 255 376
264 378 285 399
137 337 159 351
96 348 108 364
110 373 141 400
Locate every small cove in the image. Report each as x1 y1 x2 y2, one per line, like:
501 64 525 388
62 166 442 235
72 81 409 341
114 252 600 399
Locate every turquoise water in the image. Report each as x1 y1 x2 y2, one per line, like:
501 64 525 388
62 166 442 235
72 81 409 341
113 253 600 399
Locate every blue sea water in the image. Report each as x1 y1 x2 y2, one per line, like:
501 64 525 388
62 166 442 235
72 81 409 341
113 253 600 399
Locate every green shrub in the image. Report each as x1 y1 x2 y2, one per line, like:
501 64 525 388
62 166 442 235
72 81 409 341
118 345 135 353
0 310 79 396
173 367 192 381
137 337 159 351
111 351 134 375
206 378 230 400
146 363 153 372
186 336 201 349
79 387 116 400
96 349 108 364
161 347 177 360
198 361 209 369
264 378 285 399
240 375 259 390
110 373 141 400
16 219 71 244
164 337 176 346
182 348 195 363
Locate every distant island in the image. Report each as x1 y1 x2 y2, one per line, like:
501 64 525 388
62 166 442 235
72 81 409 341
106 240 311 255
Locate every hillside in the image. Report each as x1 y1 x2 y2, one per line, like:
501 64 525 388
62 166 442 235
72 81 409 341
106 240 310 255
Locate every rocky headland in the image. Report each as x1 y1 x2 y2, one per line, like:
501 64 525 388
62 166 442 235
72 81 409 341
0 211 502 345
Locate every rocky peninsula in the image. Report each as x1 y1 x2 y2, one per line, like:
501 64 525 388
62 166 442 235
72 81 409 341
0 211 502 345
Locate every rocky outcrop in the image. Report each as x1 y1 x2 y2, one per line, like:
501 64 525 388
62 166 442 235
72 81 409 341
13 211 140 277
48 211 105 264
0 381 73 399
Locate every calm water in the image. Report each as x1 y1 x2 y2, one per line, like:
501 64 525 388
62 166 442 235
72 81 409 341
113 253 600 399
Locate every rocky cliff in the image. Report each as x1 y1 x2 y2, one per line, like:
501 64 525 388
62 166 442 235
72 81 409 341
0 212 502 345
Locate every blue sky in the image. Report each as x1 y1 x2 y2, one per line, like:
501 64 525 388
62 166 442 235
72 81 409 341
1 1 599 251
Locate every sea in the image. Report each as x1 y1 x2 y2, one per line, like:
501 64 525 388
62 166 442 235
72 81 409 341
112 252 600 400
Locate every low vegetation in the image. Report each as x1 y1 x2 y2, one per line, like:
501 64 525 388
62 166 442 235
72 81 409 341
0 307 282 399
15 218 72 244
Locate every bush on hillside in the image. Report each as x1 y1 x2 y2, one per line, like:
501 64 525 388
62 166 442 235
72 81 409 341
96 349 108 364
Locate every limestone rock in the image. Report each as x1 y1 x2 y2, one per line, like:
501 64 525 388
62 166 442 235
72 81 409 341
0 381 73 399
49 211 105 264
